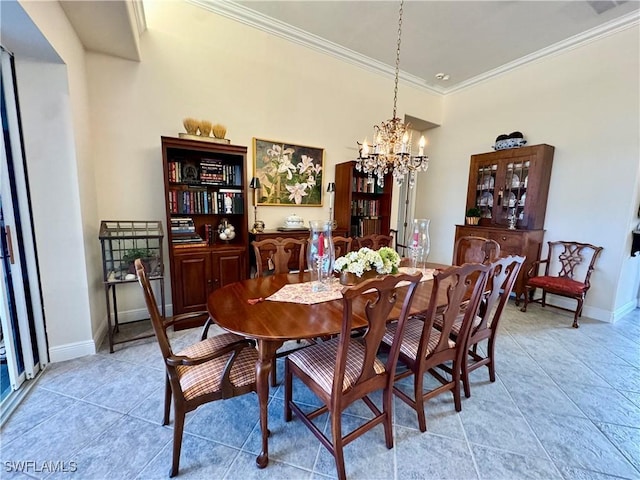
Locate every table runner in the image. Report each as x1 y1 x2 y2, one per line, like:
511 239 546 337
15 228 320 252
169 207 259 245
266 268 435 305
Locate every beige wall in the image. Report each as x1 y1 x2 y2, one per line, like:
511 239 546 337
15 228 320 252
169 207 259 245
86 1 442 313
416 25 640 320
16 0 101 361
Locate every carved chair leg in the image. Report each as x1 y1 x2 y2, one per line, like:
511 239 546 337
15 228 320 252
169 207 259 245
284 361 293 422
163 378 171 426
541 290 547 308
487 337 497 383
453 360 462 412
270 357 277 387
573 298 583 328
520 286 530 312
170 407 185 477
415 372 427 433
331 410 347 480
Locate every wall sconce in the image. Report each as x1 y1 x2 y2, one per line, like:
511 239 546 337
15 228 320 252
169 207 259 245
250 177 264 233
327 182 337 229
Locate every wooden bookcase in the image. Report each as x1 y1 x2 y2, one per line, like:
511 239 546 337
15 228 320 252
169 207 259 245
161 136 248 327
456 144 555 302
334 161 393 238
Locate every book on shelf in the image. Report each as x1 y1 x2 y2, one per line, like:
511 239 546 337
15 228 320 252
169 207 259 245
172 232 205 244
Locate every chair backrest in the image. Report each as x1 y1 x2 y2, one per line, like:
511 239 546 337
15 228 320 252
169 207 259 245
473 255 525 338
333 272 422 396
252 237 307 276
420 263 491 360
135 259 174 362
356 233 393 250
332 236 353 257
453 236 501 266
390 229 409 257
543 241 603 284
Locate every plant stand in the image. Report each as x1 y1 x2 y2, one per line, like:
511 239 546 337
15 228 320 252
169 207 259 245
99 220 165 352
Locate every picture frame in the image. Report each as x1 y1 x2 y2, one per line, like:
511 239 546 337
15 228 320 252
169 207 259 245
253 137 324 206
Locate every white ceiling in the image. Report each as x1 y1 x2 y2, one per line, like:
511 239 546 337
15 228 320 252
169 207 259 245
202 0 640 93
7 1 638 95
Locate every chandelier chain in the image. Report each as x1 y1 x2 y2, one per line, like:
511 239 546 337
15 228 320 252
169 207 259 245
392 0 404 119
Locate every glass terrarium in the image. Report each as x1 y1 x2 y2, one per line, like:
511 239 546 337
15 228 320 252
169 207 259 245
99 220 164 283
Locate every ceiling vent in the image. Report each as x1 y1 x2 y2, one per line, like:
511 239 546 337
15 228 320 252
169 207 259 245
587 1 628 15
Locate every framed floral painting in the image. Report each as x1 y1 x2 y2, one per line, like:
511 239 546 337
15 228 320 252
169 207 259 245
253 138 324 206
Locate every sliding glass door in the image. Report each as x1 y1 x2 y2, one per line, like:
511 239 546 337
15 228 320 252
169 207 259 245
0 47 48 417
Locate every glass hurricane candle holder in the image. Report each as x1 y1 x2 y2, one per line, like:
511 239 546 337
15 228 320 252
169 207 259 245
409 218 431 272
307 220 335 292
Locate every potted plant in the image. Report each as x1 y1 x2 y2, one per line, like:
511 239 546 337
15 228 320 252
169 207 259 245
122 247 154 274
333 247 401 285
465 207 482 225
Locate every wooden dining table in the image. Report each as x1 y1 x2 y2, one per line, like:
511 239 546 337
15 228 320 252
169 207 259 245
207 264 448 469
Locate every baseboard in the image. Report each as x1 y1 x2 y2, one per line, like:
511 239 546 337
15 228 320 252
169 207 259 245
612 300 638 322
91 303 175 358
543 294 612 323
48 339 97 362
49 304 174 363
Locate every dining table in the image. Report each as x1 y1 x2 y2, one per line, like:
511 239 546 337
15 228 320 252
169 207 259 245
207 263 448 469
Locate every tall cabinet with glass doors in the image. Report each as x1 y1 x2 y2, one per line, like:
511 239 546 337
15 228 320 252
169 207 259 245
455 144 555 303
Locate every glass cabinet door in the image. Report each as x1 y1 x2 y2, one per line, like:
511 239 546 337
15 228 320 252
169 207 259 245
495 160 529 226
473 161 498 221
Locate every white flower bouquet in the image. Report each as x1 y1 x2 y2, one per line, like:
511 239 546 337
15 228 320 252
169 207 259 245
333 246 401 277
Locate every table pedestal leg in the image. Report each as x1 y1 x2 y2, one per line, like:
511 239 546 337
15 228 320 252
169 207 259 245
256 339 283 469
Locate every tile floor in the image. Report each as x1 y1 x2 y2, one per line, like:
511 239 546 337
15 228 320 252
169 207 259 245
1 303 639 480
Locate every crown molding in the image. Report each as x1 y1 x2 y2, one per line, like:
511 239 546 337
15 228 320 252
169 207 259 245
445 9 640 94
187 0 442 95
188 0 638 97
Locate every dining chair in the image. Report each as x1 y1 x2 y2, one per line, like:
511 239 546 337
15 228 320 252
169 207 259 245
382 262 490 432
521 240 603 327
135 259 257 477
453 235 501 265
284 272 422 480
355 233 393 250
252 237 308 386
332 235 353 257
252 237 307 277
435 255 524 398
390 228 409 258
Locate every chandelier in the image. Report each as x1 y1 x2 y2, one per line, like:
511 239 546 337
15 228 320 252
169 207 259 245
356 0 428 188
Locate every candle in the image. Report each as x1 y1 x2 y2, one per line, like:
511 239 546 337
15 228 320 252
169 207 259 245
418 135 426 156
318 233 324 257
329 191 334 209
412 231 419 247
361 140 369 157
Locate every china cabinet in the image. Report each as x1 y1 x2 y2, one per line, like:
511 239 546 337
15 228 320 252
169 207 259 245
162 136 249 327
465 144 554 230
456 144 554 302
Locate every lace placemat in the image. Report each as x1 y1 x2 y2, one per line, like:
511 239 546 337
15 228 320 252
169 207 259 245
265 268 435 305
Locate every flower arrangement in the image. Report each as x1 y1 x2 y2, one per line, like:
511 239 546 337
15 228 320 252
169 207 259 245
334 247 401 277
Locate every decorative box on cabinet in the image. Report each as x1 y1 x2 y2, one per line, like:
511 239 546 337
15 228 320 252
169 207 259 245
454 225 543 303
335 161 393 237
466 144 554 230
161 136 249 329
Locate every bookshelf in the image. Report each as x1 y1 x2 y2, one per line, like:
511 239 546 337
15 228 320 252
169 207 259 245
161 136 248 326
334 161 393 238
